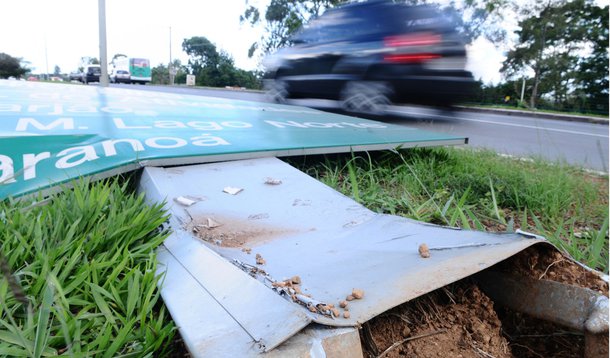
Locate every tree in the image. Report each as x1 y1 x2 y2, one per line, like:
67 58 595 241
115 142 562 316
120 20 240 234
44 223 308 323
152 59 188 85
501 0 607 111
573 4 609 114
53 65 61 76
182 36 220 76
78 56 100 72
110 53 127 66
241 0 512 62
182 36 261 89
0 53 28 79
241 0 344 60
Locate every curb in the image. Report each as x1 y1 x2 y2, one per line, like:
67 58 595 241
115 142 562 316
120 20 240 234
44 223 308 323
457 106 609 125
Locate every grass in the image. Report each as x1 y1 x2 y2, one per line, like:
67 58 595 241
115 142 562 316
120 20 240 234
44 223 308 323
0 178 175 357
0 146 607 355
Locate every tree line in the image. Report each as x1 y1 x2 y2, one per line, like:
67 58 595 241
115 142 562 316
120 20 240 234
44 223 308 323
241 0 608 115
150 37 261 89
1 0 607 115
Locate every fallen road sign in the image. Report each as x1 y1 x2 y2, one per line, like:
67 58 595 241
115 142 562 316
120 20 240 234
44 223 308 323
0 80 466 199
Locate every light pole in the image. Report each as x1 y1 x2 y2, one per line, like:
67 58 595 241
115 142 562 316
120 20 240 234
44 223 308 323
98 0 109 87
520 77 526 106
169 27 175 85
44 35 49 81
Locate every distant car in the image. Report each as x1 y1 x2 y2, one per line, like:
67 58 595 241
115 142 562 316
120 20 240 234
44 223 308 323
69 72 82 82
110 69 130 83
82 65 101 84
263 0 475 114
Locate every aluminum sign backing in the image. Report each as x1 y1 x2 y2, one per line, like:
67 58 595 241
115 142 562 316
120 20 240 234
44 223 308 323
138 157 546 356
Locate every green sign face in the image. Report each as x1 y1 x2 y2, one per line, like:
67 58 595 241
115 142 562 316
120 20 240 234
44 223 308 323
0 80 466 199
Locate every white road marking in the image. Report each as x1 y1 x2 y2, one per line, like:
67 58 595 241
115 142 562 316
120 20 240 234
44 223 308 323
454 116 609 138
390 109 609 138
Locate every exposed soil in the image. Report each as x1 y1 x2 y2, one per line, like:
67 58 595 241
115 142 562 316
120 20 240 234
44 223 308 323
497 308 585 358
362 283 511 358
361 245 608 358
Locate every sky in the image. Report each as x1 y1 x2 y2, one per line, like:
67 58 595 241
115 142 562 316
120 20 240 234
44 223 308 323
0 0 268 75
1 0 607 85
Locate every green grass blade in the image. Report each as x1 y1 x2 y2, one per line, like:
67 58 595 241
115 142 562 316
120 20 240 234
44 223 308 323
33 281 54 358
103 319 135 358
126 272 140 319
0 329 30 347
587 214 609 270
488 177 505 224
89 284 117 328
346 158 361 202
0 345 31 356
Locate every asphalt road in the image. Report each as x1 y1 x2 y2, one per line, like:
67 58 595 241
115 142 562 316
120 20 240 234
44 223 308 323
114 84 609 172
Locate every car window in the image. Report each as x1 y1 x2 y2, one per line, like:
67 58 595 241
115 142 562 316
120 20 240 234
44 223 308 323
291 3 454 45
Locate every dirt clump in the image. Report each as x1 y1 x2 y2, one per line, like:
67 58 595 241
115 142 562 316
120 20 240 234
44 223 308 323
361 282 511 358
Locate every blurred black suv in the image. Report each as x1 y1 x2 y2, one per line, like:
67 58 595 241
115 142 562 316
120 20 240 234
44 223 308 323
263 0 475 113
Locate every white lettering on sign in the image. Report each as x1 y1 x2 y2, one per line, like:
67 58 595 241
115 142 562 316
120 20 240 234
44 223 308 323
101 139 146 156
0 134 232 184
23 152 51 180
191 134 230 146
112 118 252 131
264 120 387 129
100 107 132 114
0 155 17 184
67 105 98 113
56 146 100 169
145 137 188 149
26 104 64 115
1 100 320 116
16 117 75 131
0 104 20 112
113 117 151 129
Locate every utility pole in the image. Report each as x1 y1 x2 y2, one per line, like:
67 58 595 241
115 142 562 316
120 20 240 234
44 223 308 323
98 0 109 87
44 35 49 81
520 77 526 106
169 27 175 85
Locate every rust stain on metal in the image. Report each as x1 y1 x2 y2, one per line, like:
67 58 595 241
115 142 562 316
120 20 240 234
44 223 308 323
187 214 297 248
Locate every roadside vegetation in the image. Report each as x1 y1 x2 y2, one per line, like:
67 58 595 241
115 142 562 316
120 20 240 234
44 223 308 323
1 147 607 355
0 180 174 357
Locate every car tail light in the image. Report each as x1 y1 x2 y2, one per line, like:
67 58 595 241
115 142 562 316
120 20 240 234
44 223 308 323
384 53 441 63
384 33 441 47
383 32 441 63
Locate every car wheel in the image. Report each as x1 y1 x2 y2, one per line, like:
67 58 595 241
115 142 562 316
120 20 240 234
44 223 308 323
340 81 392 116
264 79 289 104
